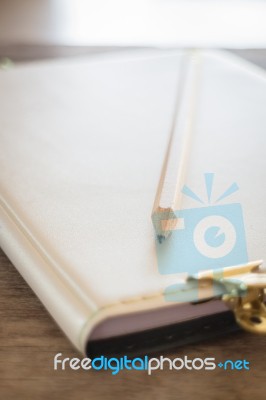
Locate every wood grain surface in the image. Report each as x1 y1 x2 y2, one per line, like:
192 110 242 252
1 47 266 400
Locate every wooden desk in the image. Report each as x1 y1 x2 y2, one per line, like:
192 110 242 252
0 47 266 400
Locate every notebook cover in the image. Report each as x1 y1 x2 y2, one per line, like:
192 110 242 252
0 49 265 353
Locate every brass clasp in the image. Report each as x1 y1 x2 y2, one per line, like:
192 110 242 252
196 260 266 334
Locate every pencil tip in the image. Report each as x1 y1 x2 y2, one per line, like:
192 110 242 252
157 235 165 244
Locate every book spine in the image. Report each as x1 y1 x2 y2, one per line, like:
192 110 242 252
0 201 95 353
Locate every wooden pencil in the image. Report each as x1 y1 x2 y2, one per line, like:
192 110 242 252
152 49 202 242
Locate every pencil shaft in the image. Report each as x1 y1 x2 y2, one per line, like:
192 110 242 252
152 50 202 240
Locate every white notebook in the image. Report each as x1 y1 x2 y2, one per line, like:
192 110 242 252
0 49 265 354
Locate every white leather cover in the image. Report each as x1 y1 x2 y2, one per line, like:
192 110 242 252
0 50 266 353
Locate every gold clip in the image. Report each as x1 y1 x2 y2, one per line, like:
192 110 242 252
223 271 266 334
197 260 266 334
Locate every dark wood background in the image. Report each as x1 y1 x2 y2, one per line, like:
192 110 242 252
1 47 266 400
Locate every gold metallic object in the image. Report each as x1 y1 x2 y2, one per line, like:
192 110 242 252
223 272 266 334
196 260 266 334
